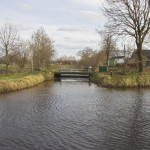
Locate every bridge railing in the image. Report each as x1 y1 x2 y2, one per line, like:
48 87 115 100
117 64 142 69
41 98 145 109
60 69 88 72
59 67 94 72
49 65 94 72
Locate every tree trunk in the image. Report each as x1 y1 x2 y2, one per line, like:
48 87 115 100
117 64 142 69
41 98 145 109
106 58 108 67
123 45 126 74
106 52 109 67
5 46 9 75
137 42 143 73
31 58 33 72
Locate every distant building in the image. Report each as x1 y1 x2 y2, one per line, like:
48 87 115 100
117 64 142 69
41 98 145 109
129 50 150 66
108 56 124 67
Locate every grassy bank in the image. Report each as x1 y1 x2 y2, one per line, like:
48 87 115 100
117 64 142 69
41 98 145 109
0 71 54 93
91 72 150 88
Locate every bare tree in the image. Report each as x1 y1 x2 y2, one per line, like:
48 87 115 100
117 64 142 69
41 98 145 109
77 47 97 58
0 24 19 74
101 0 150 72
101 34 117 66
76 47 106 68
77 47 97 67
56 55 77 65
95 51 106 70
13 40 29 69
30 28 55 70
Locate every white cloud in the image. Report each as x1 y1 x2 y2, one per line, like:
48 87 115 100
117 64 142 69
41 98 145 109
57 26 89 32
80 10 106 22
0 19 21 27
31 24 100 56
67 0 104 7
18 3 32 10
0 22 100 56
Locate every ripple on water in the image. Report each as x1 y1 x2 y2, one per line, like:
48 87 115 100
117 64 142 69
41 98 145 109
0 81 150 149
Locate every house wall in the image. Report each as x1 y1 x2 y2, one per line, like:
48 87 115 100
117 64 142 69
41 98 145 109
115 58 124 65
128 56 147 67
108 59 115 66
108 58 124 66
143 56 147 67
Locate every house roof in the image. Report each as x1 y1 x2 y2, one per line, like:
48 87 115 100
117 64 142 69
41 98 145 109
142 50 150 56
110 56 124 59
131 50 150 58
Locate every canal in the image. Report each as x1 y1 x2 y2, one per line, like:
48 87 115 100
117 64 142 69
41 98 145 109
0 78 150 150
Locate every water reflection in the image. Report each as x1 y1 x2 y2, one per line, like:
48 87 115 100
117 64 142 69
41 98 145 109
96 89 150 150
0 80 150 150
129 90 150 149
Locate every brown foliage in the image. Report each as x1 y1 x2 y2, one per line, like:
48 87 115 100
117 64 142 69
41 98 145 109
77 47 106 69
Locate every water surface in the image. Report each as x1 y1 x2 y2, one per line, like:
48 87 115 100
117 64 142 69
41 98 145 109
0 78 150 150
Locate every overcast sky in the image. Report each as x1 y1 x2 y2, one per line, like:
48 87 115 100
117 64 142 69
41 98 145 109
0 0 106 57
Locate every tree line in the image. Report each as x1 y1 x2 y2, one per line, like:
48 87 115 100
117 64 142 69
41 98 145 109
74 37 133 70
2 0 149 75
0 24 55 74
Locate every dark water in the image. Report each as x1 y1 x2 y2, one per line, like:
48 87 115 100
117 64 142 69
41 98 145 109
0 78 150 150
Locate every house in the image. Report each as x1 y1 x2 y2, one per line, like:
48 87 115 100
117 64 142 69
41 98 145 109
129 50 150 66
108 56 124 67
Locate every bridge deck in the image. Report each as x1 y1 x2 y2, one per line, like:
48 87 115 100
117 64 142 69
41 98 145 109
54 68 94 78
54 71 93 78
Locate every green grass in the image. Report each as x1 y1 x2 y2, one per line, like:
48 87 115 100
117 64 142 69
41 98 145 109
0 64 32 69
0 71 50 80
0 64 19 69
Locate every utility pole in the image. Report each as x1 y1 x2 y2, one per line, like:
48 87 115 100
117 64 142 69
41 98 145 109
29 43 34 72
31 55 33 72
124 45 126 74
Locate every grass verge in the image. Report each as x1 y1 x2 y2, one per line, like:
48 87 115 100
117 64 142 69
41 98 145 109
0 71 54 93
91 72 150 88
